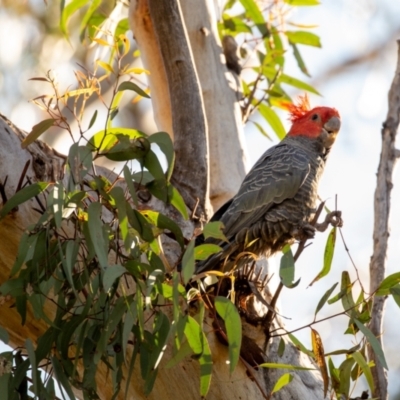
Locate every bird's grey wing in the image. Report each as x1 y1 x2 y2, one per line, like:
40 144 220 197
220 144 311 239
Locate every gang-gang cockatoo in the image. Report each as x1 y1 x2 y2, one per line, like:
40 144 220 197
195 96 342 274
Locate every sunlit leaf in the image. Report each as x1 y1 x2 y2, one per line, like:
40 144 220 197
114 18 130 38
194 244 222 260
258 103 286 140
284 0 320 5
60 0 89 37
21 119 55 148
203 221 228 242
311 328 328 397
239 0 269 37
184 316 212 397
286 31 321 47
259 362 314 370
97 60 114 74
118 81 150 98
271 373 293 393
88 127 146 151
124 67 150 75
168 184 188 220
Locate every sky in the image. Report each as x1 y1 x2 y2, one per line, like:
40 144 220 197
1 0 400 398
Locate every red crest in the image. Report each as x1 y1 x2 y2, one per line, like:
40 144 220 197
282 94 311 122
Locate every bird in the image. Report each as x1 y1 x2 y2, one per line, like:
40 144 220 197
195 96 341 275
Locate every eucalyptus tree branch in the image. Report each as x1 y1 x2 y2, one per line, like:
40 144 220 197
368 40 400 400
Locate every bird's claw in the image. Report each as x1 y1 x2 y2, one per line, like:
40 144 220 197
315 210 343 232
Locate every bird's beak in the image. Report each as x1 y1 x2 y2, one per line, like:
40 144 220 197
324 116 341 134
322 116 341 147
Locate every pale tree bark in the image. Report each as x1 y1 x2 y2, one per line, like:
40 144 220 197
368 40 400 400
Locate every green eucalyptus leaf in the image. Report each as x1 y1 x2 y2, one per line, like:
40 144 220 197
118 81 150 98
338 357 355 397
0 182 50 220
353 319 388 370
105 135 150 162
309 227 336 286
103 265 127 292
258 103 286 140
60 0 89 36
148 132 175 180
51 356 76 399
184 316 212 397
260 362 314 370
376 272 400 296
314 282 338 316
142 210 184 248
203 221 228 242
280 245 300 288
284 0 320 5
123 166 139 207
286 31 321 47
168 184 188 220
122 299 137 358
351 351 374 394
88 127 146 151
290 43 310 76
110 187 131 251
194 244 222 260
145 269 163 309
21 119 55 149
272 373 293 394
144 149 165 181
239 0 269 37
215 296 242 373
182 241 195 285
87 202 108 270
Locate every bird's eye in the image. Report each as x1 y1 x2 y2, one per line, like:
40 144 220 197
311 114 319 121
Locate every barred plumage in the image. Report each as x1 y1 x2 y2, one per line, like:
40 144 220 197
195 103 341 274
